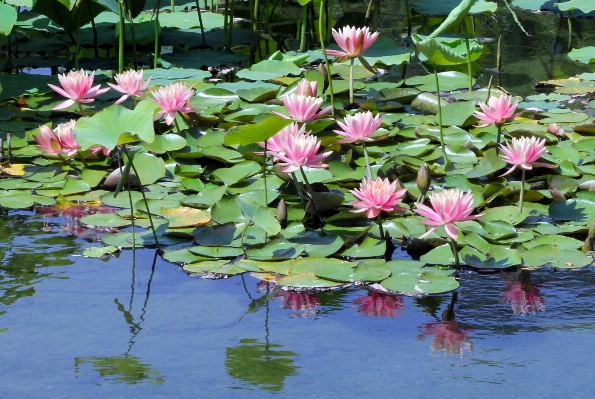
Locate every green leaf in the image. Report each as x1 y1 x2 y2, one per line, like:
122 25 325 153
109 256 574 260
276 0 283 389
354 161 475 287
74 101 158 150
211 160 262 186
142 134 187 154
466 148 508 178
236 60 302 80
80 214 132 228
224 115 293 146
337 236 386 258
462 245 521 269
549 199 595 222
0 4 17 35
276 272 341 288
184 261 246 276
557 0 595 13
245 239 304 260
521 245 592 268
236 197 281 236
82 246 119 258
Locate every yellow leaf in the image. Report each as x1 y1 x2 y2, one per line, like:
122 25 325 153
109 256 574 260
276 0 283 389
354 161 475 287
161 207 210 228
1 163 26 176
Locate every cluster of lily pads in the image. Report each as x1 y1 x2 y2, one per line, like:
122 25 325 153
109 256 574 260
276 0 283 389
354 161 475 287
2 0 595 296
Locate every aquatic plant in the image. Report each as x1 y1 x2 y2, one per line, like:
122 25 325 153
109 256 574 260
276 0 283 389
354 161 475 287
474 94 522 153
48 70 109 115
107 70 152 105
150 83 195 127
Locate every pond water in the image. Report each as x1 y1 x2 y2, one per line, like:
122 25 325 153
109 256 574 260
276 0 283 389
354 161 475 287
1 209 595 397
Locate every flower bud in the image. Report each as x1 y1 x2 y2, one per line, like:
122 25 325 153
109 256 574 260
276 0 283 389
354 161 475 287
549 188 566 202
417 164 431 196
582 236 593 252
316 63 329 92
547 123 564 136
276 199 288 228
589 221 595 238
393 178 405 191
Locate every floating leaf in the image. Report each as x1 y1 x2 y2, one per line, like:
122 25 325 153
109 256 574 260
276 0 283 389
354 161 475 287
161 207 210 228
276 272 342 288
83 246 119 258
80 214 132 228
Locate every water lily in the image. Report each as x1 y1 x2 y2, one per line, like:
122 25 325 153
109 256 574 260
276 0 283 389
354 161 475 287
275 93 332 123
325 25 378 103
499 136 555 212
48 69 110 113
415 189 481 267
258 122 306 160
350 177 407 239
107 69 152 104
335 111 383 178
151 82 195 126
474 94 522 152
325 25 379 62
296 80 318 97
34 120 80 157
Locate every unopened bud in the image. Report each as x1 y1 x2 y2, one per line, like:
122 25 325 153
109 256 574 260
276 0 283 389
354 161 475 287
582 236 593 252
414 127 422 138
316 63 329 92
417 164 431 195
393 178 404 191
588 221 595 238
549 188 566 202
276 199 288 228
547 123 564 136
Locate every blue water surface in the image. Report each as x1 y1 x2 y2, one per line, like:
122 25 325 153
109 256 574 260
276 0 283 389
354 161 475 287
0 211 594 398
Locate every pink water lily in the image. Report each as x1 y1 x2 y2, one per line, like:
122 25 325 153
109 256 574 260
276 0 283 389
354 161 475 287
274 93 332 123
269 129 332 173
474 94 522 127
48 69 110 110
325 25 379 62
34 120 80 157
258 122 306 160
499 136 555 176
415 189 480 241
350 177 407 218
296 80 318 97
107 69 152 104
151 82 195 125
335 111 383 143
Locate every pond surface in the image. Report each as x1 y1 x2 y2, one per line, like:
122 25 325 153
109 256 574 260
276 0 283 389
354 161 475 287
1 210 595 398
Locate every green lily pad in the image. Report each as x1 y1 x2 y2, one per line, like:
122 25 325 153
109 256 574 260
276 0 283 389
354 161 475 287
184 261 247 276
82 246 119 258
276 272 342 288
521 244 592 268
80 214 132 228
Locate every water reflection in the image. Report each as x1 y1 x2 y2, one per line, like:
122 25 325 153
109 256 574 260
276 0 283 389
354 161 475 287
353 290 405 318
75 250 163 385
225 339 299 391
37 203 117 240
74 355 165 385
501 269 546 316
418 293 474 357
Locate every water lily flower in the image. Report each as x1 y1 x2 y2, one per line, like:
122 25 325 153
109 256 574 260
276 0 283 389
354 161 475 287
151 82 195 125
499 136 555 176
86 145 112 157
107 69 152 104
34 120 80 157
258 122 306 160
415 188 480 241
335 111 383 144
353 291 404 318
48 69 110 110
325 25 379 62
350 177 408 219
474 94 522 127
274 93 332 123
296 80 318 97
269 129 332 173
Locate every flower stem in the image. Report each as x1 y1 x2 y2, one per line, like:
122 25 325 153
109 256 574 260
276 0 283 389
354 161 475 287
299 166 324 222
318 0 334 116
121 146 162 251
496 123 502 155
450 238 460 269
377 214 385 240
263 141 268 208
433 68 448 166
362 142 373 179
349 57 355 104
58 154 82 172
463 20 473 92
291 172 307 202
76 101 87 117
519 169 525 214
173 118 181 133
77 152 90 169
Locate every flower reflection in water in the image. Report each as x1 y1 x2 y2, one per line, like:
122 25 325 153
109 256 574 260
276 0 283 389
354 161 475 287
501 269 546 315
274 291 320 318
37 202 117 240
353 290 404 318
418 293 473 357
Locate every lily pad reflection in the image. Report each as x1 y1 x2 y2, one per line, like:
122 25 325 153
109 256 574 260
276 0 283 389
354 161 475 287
75 355 165 385
226 339 298 391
